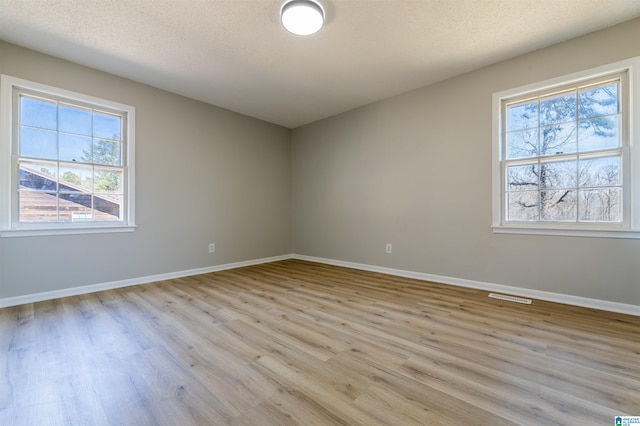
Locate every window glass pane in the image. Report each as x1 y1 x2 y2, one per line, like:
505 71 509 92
579 156 621 187
540 91 576 125
59 165 93 192
578 116 619 152
94 168 123 194
540 123 577 155
9 80 133 229
94 113 121 140
499 70 628 228
92 139 121 166
94 194 123 221
19 161 57 190
59 133 92 163
59 193 92 222
506 164 538 190
506 129 538 159
578 188 621 222
540 190 576 221
540 159 577 189
18 191 58 223
507 191 538 221
20 127 57 160
59 105 92 135
20 96 57 130
507 101 538 131
578 82 618 119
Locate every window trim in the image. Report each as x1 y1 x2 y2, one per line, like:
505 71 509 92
492 57 640 239
0 75 136 237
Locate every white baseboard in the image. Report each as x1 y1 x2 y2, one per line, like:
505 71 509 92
2 253 638 317
0 254 292 308
292 254 640 317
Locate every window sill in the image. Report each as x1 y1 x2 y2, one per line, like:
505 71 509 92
492 225 640 239
0 224 137 238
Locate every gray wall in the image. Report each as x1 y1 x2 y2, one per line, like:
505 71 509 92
0 41 292 299
292 18 640 305
3 18 640 307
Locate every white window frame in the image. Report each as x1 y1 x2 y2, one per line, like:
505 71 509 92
0 75 136 237
492 57 640 239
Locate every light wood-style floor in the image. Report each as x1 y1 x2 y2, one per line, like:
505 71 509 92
1 259 638 425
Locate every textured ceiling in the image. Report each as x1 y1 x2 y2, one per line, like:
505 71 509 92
1 0 639 128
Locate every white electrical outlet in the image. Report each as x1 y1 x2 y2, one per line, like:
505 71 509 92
209 243 216 253
385 243 393 254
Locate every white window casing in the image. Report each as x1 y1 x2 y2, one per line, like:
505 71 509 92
1 75 136 237
492 56 640 239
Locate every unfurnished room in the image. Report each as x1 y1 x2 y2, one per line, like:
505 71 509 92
0 1 639 425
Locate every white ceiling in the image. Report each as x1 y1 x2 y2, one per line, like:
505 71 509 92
1 1 639 129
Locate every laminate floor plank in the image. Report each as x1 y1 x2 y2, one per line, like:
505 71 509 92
1 259 638 425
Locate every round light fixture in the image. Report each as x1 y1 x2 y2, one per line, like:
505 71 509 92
281 0 324 36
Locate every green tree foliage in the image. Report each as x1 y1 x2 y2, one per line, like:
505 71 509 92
82 138 120 166
94 171 120 193
61 171 82 185
82 137 121 193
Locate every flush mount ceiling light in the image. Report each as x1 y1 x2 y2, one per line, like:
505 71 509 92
281 0 325 36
